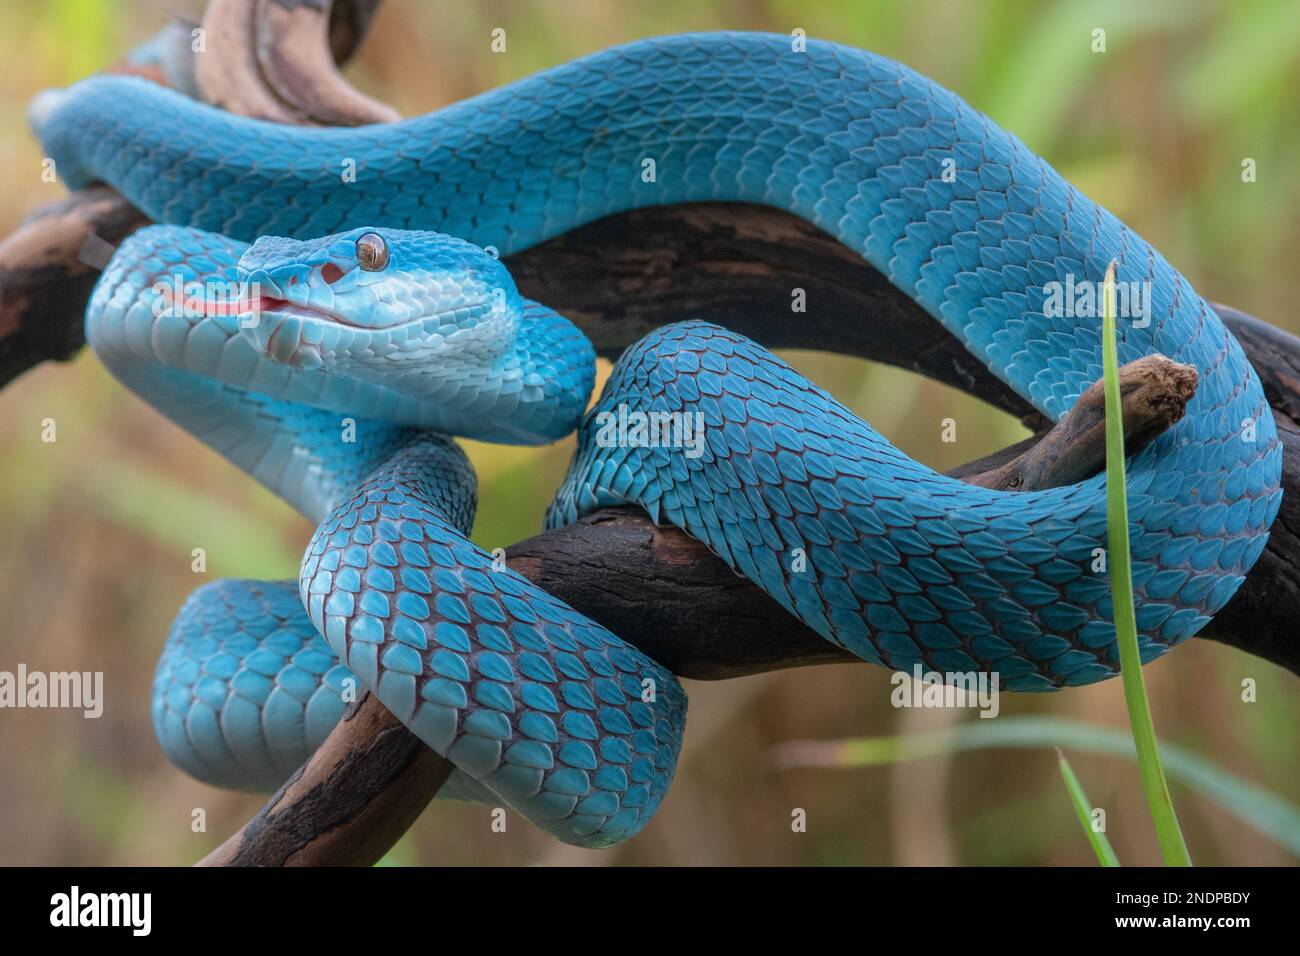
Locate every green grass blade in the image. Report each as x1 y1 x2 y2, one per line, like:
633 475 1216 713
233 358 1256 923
1057 748 1121 866
1101 260 1193 866
770 715 1300 856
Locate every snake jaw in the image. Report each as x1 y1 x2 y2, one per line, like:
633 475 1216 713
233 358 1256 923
240 295 497 373
238 298 332 366
237 262 354 367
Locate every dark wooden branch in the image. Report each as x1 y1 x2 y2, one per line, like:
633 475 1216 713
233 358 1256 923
1190 308 1300 676
957 354 1197 492
510 203 1027 416
196 690 451 866
6 197 1296 672
0 187 149 383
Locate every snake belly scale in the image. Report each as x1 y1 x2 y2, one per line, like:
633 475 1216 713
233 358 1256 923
31 32 1281 847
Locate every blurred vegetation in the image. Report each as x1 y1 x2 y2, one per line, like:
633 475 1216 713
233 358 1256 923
0 0 1296 865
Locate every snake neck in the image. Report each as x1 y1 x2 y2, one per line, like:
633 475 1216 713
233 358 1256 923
346 434 479 536
298 433 688 847
438 297 596 445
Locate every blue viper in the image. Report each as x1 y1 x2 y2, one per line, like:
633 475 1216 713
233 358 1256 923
30 33 1282 847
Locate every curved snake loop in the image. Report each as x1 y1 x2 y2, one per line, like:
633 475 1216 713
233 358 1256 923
31 33 1281 847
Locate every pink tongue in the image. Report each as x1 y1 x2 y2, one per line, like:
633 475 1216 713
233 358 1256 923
155 283 284 318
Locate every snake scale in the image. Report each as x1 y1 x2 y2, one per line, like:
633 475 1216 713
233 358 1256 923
29 32 1281 847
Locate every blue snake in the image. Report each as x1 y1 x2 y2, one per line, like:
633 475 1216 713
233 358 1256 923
30 32 1282 848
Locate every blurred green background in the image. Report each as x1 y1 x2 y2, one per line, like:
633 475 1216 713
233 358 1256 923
0 0 1296 865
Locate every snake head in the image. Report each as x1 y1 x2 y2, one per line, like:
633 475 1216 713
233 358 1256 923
236 226 521 374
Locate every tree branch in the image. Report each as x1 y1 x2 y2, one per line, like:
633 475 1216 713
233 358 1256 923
196 0 399 125
7 196 1294 670
196 689 451 866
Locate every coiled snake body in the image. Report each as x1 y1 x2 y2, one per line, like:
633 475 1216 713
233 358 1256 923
31 33 1281 846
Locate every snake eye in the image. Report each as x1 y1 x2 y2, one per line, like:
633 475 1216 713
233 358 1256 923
355 232 389 272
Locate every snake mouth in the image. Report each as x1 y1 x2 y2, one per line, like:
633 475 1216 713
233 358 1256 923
236 281 503 372
246 294 493 331
244 296 344 325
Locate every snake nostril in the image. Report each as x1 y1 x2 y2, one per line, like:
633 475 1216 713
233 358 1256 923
320 263 345 284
